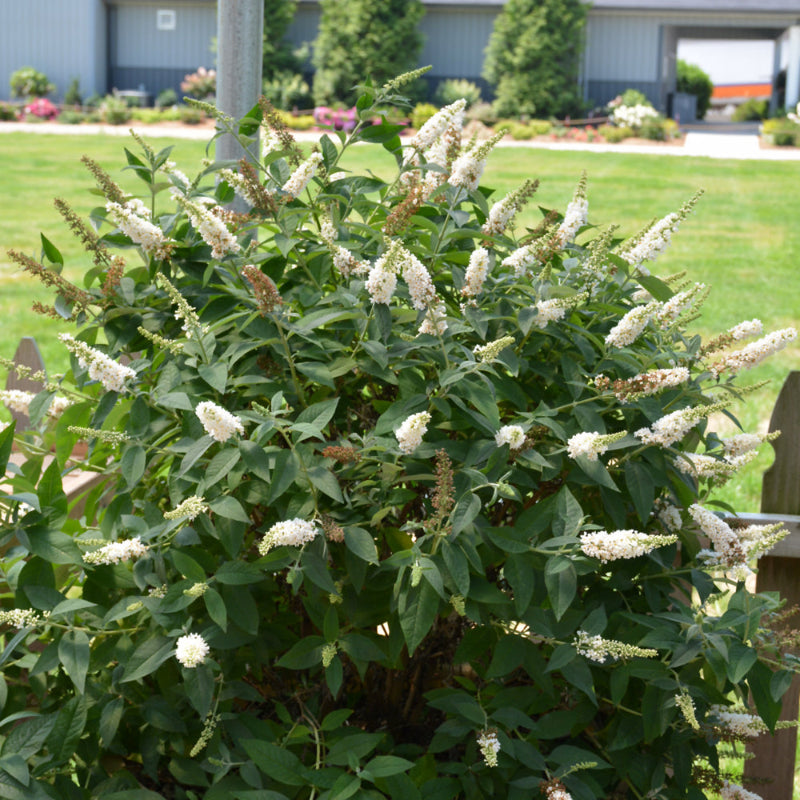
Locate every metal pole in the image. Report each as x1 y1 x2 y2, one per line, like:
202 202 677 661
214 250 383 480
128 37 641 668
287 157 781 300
216 0 264 164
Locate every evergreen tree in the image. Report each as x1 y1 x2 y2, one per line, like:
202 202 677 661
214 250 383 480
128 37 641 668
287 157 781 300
483 0 586 119
263 0 301 80
311 0 425 106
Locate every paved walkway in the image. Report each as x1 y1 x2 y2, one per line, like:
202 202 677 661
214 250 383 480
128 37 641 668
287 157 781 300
2 120 800 161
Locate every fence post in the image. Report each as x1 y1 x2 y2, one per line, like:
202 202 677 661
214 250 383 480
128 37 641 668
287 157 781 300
5 337 45 430
744 371 800 799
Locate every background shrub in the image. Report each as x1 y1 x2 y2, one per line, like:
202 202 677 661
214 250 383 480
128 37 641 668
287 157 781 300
156 88 179 109
100 95 132 125
0 102 17 121
9 65 54 98
484 0 587 119
762 117 800 146
466 101 498 125
177 105 206 125
434 78 482 109
676 59 713 120
312 0 424 105
411 101 438 130
64 77 83 107
181 66 216 100
732 98 769 122
598 123 631 142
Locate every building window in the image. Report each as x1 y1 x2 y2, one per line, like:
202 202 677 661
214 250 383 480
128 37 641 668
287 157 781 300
157 9 176 31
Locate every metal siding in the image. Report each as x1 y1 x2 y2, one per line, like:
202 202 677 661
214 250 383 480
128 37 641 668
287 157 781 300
113 4 216 68
585 15 661 83
419 8 497 79
0 0 106 102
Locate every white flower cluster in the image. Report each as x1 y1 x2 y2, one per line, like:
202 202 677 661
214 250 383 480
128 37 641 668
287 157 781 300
605 301 659 348
674 453 737 482
162 159 192 195
557 195 588 246
674 690 700 730
179 198 241 260
395 411 431 454
449 133 503 192
219 167 262 207
260 124 282 161
164 495 209 521
613 366 690 402
0 608 47 628
407 99 466 155
282 151 323 198
0 389 35 414
501 243 539 277
656 283 706 328
574 630 658 664
105 200 173 259
331 244 368 278
709 705 766 738
720 781 763 800
482 193 519 236
366 255 398 305
175 633 210 668
418 302 448 336
462 247 491 298
689 504 746 568
258 518 320 555
620 212 680 269
59 333 136 393
545 787 573 800
83 536 148 565
656 500 683 532
729 318 763 340
580 530 677 562
566 431 626 461
401 250 438 310
476 730 500 767
495 425 525 449
710 328 798 378
635 402 724 448
612 103 659 128
195 401 244 443
722 431 777 459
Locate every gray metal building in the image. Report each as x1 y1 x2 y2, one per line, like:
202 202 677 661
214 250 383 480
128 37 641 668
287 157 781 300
0 0 216 103
3 0 800 114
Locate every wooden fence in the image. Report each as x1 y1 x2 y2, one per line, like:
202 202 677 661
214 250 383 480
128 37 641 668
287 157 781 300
3 340 800 795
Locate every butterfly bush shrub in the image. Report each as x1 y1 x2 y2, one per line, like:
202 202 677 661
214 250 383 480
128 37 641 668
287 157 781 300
1 71 798 800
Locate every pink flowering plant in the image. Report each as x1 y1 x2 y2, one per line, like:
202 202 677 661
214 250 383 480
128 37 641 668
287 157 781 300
1 68 798 799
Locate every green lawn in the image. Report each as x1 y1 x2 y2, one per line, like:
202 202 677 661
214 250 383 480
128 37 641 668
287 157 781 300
1 132 799 511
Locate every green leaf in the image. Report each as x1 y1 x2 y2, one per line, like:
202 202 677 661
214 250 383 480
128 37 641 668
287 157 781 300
120 444 146 487
0 421 14 475
277 636 325 669
58 630 90 694
399 580 439 656
240 739 308 786
25 527 82 565
442 541 470 596
329 773 362 800
545 557 576 621
307 465 343 501
40 234 63 266
1 713 56 759
749 660 783 730
178 435 214 476
576 454 619 491
302 551 338 593
726 642 758 684
357 123 404 143
344 527 378 564
201 448 241 490
198 362 228 393
121 636 175 683
0 755 28 786
624 461 655 525
203 587 227 631
325 654 343 696
214 561 264 585
44 696 87 767
209 495 250 523
364 755 415 778
269 449 299 502
239 440 272 482
170 550 206 582
99 697 124 747
451 493 481 535
551 487 583 538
